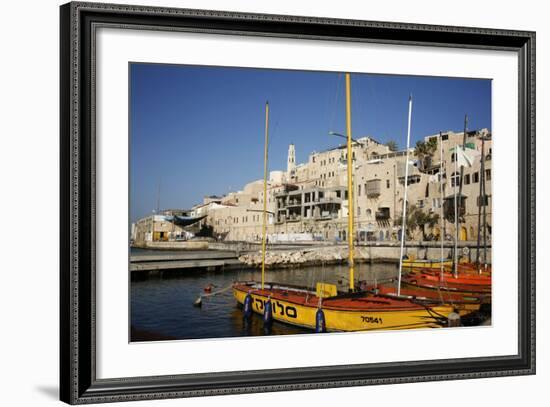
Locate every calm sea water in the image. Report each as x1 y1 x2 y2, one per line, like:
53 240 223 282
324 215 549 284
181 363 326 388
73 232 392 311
130 251 399 341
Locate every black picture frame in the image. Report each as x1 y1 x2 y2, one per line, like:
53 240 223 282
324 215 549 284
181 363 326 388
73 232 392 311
60 2 536 404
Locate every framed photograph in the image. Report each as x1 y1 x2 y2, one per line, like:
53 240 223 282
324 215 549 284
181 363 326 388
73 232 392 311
60 1 535 404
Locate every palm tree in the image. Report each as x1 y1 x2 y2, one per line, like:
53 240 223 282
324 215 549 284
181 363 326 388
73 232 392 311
414 138 438 170
395 204 439 240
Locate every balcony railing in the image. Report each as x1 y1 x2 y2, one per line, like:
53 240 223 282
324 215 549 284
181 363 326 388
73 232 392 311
375 207 390 220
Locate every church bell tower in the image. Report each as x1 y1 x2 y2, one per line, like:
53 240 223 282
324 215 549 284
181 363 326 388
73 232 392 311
287 143 296 174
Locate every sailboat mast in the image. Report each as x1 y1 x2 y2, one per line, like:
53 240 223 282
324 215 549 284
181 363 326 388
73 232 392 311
345 73 355 292
453 143 459 278
397 95 413 297
439 132 444 280
261 102 270 290
452 115 467 276
156 179 161 213
481 138 488 266
475 135 484 270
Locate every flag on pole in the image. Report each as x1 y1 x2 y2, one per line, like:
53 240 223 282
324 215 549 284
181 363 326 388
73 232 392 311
452 146 481 168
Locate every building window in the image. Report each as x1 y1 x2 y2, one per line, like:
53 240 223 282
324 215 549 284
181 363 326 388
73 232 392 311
417 199 424 209
451 153 456 162
357 207 361 215
485 169 491 181
473 172 479 183
451 172 460 187
386 179 390 189
358 184 361 196
464 174 470 185
442 134 449 141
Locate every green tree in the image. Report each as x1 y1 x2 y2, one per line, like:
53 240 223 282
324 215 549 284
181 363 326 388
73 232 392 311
414 138 438 170
395 204 439 241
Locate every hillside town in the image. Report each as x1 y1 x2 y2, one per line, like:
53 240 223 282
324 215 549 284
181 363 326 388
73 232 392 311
132 129 491 246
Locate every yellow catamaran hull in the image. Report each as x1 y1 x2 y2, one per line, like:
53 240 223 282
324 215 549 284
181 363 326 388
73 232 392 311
234 286 456 331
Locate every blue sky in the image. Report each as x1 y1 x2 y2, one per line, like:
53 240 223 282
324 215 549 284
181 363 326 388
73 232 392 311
130 63 491 221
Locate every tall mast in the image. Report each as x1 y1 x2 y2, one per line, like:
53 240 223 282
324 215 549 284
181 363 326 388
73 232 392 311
453 115 467 276
345 73 355 292
453 144 459 278
481 138 488 266
156 179 161 214
476 134 484 270
261 102 270 290
439 132 444 281
456 115 467 237
397 95 413 297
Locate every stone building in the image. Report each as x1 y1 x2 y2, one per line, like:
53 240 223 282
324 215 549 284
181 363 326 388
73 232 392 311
133 209 192 243
134 129 492 244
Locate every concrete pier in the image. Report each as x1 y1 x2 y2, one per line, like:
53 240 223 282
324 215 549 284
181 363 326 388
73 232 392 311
130 250 241 272
133 241 209 250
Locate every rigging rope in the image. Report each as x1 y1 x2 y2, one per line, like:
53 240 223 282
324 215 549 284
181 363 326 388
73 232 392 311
328 73 343 135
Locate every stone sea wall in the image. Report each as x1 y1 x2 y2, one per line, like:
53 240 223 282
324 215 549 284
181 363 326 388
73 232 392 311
238 244 491 268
